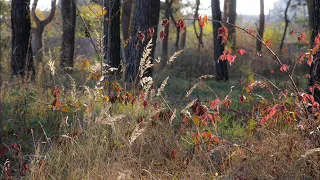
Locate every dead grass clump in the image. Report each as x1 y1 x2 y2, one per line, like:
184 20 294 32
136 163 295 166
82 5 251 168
226 130 320 179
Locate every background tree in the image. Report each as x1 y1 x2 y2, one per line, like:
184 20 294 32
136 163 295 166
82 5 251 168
212 0 228 81
256 0 265 52
161 0 174 69
104 0 121 69
279 0 292 55
60 0 76 70
309 0 320 102
193 0 203 51
223 0 237 49
31 0 56 64
11 0 34 77
122 0 133 61
125 0 160 82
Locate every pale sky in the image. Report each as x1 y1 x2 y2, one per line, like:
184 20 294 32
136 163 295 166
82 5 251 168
31 0 278 16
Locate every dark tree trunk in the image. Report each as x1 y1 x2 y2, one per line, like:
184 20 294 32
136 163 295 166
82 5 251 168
121 0 133 61
170 13 180 52
224 0 237 49
180 28 186 49
212 0 228 81
279 0 291 55
31 0 56 64
104 0 121 69
309 0 320 102
125 0 160 82
256 0 265 52
60 0 76 69
11 0 34 77
161 0 174 69
307 0 314 42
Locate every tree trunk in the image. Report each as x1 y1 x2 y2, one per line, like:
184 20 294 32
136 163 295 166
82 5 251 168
309 0 320 102
31 0 56 64
11 0 34 77
121 0 133 61
161 0 174 69
125 0 160 82
256 0 265 52
212 0 228 81
194 0 203 51
228 0 237 49
60 0 76 70
180 28 186 49
307 0 314 43
104 0 121 69
279 0 291 55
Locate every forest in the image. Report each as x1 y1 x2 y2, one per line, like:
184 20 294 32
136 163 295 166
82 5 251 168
0 0 319 179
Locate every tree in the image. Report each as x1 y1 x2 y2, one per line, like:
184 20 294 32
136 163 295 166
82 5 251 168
11 0 34 77
309 0 320 102
306 0 314 42
223 0 237 48
122 0 133 61
194 0 203 51
104 0 121 70
212 0 228 81
31 0 56 63
60 0 76 70
125 0 160 82
161 0 174 69
279 0 292 55
256 0 265 52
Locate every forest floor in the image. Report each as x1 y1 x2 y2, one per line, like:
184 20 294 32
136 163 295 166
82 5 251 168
0 66 319 179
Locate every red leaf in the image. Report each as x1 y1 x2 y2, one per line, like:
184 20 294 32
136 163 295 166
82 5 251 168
298 53 306 64
240 95 246 104
178 19 186 31
147 28 155 38
238 49 246 55
307 55 313 67
298 33 306 42
160 31 166 41
265 40 271 47
171 150 177 159
218 26 229 44
280 64 289 72
209 98 221 110
290 29 295 35
137 32 145 43
162 18 169 27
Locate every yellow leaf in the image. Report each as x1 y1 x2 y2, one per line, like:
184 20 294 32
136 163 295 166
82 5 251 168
81 59 91 70
103 9 107 16
312 45 319 55
105 18 109 21
104 96 110 102
61 105 70 113
191 116 201 127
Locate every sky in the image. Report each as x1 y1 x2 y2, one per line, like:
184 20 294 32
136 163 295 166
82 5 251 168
31 0 279 16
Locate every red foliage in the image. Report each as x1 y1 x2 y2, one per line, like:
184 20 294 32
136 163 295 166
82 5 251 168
218 26 229 44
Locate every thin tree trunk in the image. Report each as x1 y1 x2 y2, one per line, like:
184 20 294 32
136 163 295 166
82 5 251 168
212 0 228 81
256 0 265 52
279 0 291 55
170 13 180 52
228 0 237 48
11 0 34 77
31 0 56 63
122 0 133 61
104 0 121 69
125 0 160 82
161 0 174 69
180 28 186 49
193 0 203 51
60 0 76 70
